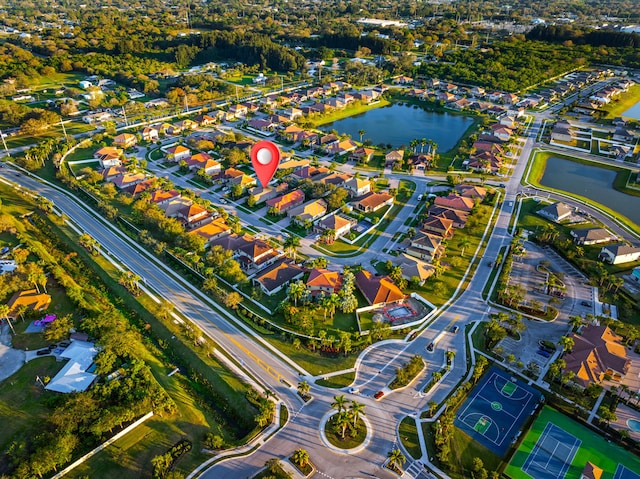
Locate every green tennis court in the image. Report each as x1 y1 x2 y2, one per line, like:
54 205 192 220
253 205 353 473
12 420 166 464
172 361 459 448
506 406 640 479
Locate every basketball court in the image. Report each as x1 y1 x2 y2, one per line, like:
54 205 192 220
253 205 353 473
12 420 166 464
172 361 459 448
454 367 540 456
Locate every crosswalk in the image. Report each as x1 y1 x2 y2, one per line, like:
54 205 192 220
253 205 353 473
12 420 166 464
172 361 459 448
404 461 434 479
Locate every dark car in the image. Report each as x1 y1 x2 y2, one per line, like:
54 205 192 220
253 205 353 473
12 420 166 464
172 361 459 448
374 391 384 400
452 326 459 334
581 300 592 307
36 349 50 356
536 349 551 358
500 183 506 188
427 342 435 352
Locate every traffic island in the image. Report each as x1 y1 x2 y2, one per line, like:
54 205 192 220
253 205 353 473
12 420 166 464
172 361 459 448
319 411 372 455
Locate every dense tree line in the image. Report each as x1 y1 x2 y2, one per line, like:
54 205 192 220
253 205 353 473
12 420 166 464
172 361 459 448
196 31 306 72
311 33 395 55
528 25 640 49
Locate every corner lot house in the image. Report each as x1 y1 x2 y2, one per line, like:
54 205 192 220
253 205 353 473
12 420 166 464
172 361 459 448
306 268 342 297
599 243 640 265
353 192 394 213
166 145 192 162
112 133 137 149
355 270 405 306
570 228 617 245
253 259 304 295
537 202 573 223
45 340 99 393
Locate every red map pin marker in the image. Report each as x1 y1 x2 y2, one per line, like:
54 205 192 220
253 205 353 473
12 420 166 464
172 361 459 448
251 140 281 188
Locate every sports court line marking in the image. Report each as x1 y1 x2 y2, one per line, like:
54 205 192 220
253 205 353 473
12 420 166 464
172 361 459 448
522 422 581 479
457 372 534 447
613 464 640 479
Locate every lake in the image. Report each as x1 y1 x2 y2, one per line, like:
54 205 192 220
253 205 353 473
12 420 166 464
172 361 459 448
319 103 474 151
622 100 640 120
540 156 640 225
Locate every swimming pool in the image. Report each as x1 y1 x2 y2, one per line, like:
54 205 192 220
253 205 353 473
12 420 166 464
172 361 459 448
627 419 640 433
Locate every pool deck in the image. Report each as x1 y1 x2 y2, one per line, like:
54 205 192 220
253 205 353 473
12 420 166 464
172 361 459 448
611 403 640 442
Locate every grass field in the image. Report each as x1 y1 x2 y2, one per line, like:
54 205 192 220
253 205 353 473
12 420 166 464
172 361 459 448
399 416 422 460
506 406 640 479
599 84 640 119
315 371 355 388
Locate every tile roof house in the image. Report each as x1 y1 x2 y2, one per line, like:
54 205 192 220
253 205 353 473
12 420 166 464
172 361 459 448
194 114 216 126
454 184 487 200
94 146 123 168
306 268 342 297
564 325 631 386
253 259 305 296
344 178 371 198
349 147 375 164
123 178 155 197
7 289 52 318
428 206 469 229
109 172 146 190
189 217 231 245
150 189 181 206
406 230 445 262
287 199 327 224
166 145 192 162
385 149 405 168
176 203 210 228
393 254 435 285
355 270 405 306
422 216 455 238
570 228 617 246
209 234 281 273
266 189 305 214
112 133 137 149
142 125 160 142
353 192 394 213
328 139 358 156
434 195 475 212
314 214 355 241
537 202 573 222
599 243 640 265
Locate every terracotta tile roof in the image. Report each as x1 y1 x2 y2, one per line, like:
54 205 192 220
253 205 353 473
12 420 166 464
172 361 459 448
266 189 305 212
7 289 51 317
356 192 393 210
434 195 475 212
355 270 405 306
423 216 454 233
317 214 352 231
150 189 180 204
454 184 487 199
167 145 191 155
189 217 231 240
306 268 341 292
254 259 304 293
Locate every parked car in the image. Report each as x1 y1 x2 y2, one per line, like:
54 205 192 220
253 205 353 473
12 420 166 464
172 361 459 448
36 349 50 356
452 326 459 334
348 387 360 395
373 391 384 399
581 300 592 307
536 349 551 358
427 342 435 352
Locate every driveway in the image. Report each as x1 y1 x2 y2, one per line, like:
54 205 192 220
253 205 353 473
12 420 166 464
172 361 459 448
0 324 25 382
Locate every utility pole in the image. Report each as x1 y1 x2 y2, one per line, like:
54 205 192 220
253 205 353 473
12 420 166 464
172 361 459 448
122 104 128 126
0 128 9 157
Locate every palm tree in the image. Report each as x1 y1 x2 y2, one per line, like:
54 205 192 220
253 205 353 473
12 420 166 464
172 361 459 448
331 394 347 413
358 129 366 143
428 400 438 417
334 410 352 439
420 138 427 153
409 139 418 153
283 235 301 260
0 304 14 335
288 280 306 307
349 400 366 427
558 335 574 353
297 380 310 397
291 448 310 469
569 315 583 330
457 236 471 257
387 448 407 472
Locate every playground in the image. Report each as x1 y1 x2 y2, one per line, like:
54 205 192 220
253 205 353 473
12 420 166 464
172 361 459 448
506 406 640 479
454 367 541 456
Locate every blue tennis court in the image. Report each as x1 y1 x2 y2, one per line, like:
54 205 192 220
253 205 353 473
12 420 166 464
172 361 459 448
522 422 581 479
455 367 541 456
614 464 640 479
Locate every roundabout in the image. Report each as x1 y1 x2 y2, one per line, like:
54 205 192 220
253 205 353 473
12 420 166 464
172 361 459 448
319 411 373 455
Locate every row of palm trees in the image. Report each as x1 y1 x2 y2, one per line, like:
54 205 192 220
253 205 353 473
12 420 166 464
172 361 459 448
330 394 366 439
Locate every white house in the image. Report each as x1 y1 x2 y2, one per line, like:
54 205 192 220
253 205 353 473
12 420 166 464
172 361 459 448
599 243 640 265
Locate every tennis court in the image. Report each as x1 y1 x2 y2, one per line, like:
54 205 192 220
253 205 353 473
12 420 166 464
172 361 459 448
506 406 640 479
454 367 540 456
521 422 581 479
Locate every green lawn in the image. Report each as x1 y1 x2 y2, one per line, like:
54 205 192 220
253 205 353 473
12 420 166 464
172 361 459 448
506 406 640 479
324 415 367 449
449 427 502 479
309 98 391 127
399 417 422 460
315 372 355 388
252 461 292 479
599 84 640 119
264 336 356 376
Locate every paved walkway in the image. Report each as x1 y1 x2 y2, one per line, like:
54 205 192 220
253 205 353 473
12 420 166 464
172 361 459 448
0 324 25 383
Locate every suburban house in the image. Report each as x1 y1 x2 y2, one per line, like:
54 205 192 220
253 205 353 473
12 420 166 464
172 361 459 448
150 189 181 207
166 145 192 162
306 268 342 297
142 125 160 142
537 202 573 222
0 260 17 275
94 146 123 168
406 230 445 262
266 189 305 214
599 243 640 265
175 203 211 229
385 150 405 168
551 121 575 143
186 153 221 175
228 104 248 119
350 147 375 164
287 199 327 224
327 139 358 156
253 259 305 296
209 234 281 273
355 270 405 306
570 228 617 245
109 172 146 190
248 184 289 205
344 178 371 198
44 340 99 394
434 195 475 213
353 192 394 213
189 217 231 245
7 289 52 318
563 324 631 387
318 172 351 188
422 216 455 239
123 178 155 197
428 206 469 229
393 254 435 285
314 214 355 241
194 114 216 126
454 184 487 200
112 133 137 149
